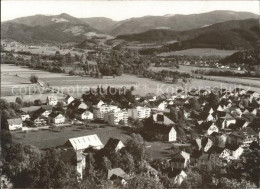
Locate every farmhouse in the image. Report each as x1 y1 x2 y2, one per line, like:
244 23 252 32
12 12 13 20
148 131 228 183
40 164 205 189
7 118 23 131
49 112 66 124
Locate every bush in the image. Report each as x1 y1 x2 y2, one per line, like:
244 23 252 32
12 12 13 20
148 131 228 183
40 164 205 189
30 74 38 83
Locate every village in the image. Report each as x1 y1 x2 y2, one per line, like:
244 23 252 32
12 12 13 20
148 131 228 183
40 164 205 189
2 84 260 188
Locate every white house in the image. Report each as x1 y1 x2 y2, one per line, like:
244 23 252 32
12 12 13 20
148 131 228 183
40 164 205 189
230 146 244 160
46 96 58 106
207 124 219 135
49 112 65 124
155 101 167 111
7 118 23 131
65 95 75 105
77 110 93 120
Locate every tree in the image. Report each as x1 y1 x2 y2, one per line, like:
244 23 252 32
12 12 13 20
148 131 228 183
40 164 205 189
34 99 42 106
30 74 38 83
189 98 200 110
56 101 64 110
208 92 220 106
125 134 149 163
15 97 23 106
100 156 111 172
181 169 202 188
126 174 164 189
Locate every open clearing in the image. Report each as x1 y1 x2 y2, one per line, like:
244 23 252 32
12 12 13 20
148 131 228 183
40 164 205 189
12 126 173 159
157 48 237 57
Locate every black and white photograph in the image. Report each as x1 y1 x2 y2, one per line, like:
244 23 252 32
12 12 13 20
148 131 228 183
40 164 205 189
1 0 260 188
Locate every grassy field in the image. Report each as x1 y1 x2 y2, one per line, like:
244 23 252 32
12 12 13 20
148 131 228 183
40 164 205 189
2 64 260 101
149 65 244 74
4 45 89 56
157 48 238 57
12 126 173 159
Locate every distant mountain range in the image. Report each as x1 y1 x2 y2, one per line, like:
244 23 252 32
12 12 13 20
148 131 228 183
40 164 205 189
1 10 259 44
117 19 260 50
1 13 100 43
107 10 258 36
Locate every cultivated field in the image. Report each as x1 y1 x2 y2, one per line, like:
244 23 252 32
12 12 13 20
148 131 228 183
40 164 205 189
157 48 238 57
2 64 260 101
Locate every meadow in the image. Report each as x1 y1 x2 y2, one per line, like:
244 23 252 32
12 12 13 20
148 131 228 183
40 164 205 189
12 125 174 159
2 64 260 102
4 45 89 56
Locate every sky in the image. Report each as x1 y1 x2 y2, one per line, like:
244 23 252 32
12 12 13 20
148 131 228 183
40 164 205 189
1 1 260 22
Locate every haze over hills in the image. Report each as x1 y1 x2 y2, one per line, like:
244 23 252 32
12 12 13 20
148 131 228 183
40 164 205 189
118 19 260 50
80 17 117 33
107 10 258 36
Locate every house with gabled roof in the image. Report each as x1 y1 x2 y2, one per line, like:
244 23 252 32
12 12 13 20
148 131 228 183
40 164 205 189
104 138 125 152
107 168 129 186
65 134 103 151
171 169 187 186
150 113 175 125
207 124 219 135
76 109 93 120
49 112 65 124
217 112 236 129
68 99 88 110
65 95 75 105
36 105 52 117
225 145 244 160
170 151 190 169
